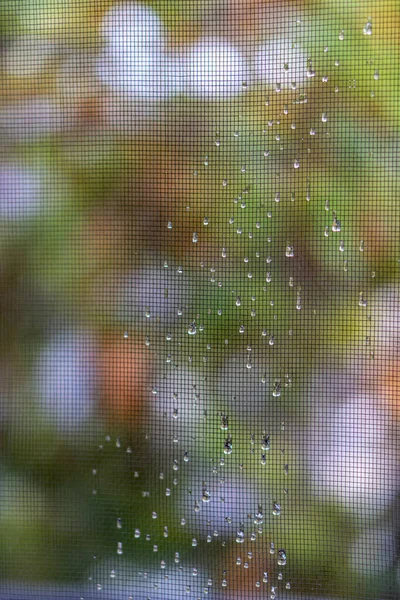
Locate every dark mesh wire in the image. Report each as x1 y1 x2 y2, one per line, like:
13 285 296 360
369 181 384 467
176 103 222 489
0 1 399 599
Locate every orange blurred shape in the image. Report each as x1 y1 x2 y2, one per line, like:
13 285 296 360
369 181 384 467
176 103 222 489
379 359 400 422
99 335 153 426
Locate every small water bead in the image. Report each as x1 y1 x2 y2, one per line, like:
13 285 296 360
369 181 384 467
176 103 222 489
278 572 283 580
192 538 198 547
188 322 196 335
117 518 122 529
286 244 294 258
363 20 372 35
324 226 329 237
339 29 345 40
134 529 140 538
117 542 123 555
270 542 275 554
359 292 368 307
272 382 281 398
339 240 345 252
220 414 228 430
278 549 287 566
222 179 228 187
264 150 270 158
293 159 300 169
254 504 264 525
261 454 267 465
306 60 316 78
192 232 198 243
322 75 329 83
374 70 379 80
272 502 281 516
202 487 211 503
224 435 233 454
236 526 245 544
322 112 328 122
286 582 291 589
261 434 270 451
239 325 245 333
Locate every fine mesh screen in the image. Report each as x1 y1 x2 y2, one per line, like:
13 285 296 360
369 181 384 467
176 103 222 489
0 1 399 599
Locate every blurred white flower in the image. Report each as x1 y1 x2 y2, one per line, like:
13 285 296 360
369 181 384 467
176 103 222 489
0 163 46 220
97 2 178 99
370 284 400 345
308 393 400 518
254 38 308 87
182 38 248 99
34 331 98 431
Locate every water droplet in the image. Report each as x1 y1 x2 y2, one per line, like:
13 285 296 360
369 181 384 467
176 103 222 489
277 549 287 565
254 504 264 525
272 502 281 516
293 159 300 169
220 414 228 430
123 331 129 339
188 322 196 335
117 541 123 555
236 526 245 543
339 240 345 252
374 69 379 80
322 112 328 123
261 435 270 451
192 232 198 243
363 20 372 35
167 221 173 229
339 29 345 41
222 179 228 187
224 435 233 455
134 529 140 538
359 292 368 307
286 244 294 258
332 213 341 232
272 381 281 398
202 486 211 503
117 518 122 529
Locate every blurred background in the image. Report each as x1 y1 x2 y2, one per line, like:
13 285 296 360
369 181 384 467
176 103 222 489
0 1 399 599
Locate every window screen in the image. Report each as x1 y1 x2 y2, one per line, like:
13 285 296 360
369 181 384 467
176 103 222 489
0 1 399 599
